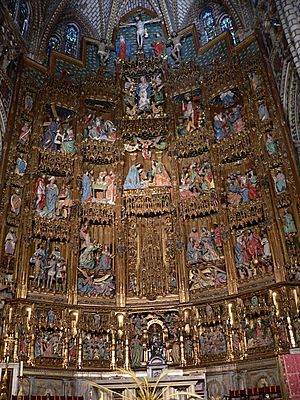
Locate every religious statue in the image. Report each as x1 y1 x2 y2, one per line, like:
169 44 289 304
79 241 97 270
104 170 116 204
68 337 77 363
213 112 225 140
283 210 297 235
45 249 66 291
136 76 152 112
78 269 115 298
234 228 273 279
124 136 167 159
151 32 166 57
34 175 46 214
124 78 137 117
83 115 116 142
10 189 21 215
213 105 244 141
273 168 287 193
149 325 164 358
151 160 171 187
116 341 124 365
15 153 27 176
130 336 142 367
81 171 93 202
184 336 193 360
56 184 73 218
180 160 215 198
116 34 131 60
124 164 142 190
176 117 189 136
227 170 258 206
47 308 56 325
61 124 76 155
220 90 235 107
43 176 59 218
80 221 91 249
258 100 270 121
97 39 110 65
248 71 262 92
199 326 227 356
24 93 33 112
265 132 278 155
19 121 31 144
41 117 59 150
97 245 114 271
120 15 161 50
244 317 274 349
30 243 46 288
181 93 201 130
4 228 17 255
170 32 182 63
187 225 223 265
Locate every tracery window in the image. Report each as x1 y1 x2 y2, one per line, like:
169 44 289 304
201 7 216 43
65 24 79 57
47 35 61 55
5 0 30 35
17 0 30 36
220 15 237 44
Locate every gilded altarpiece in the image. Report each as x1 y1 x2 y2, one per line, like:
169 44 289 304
0 32 300 374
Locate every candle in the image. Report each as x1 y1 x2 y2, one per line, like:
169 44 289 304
19 360 23 377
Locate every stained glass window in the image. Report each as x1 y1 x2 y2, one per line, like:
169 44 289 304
17 1 30 36
220 15 237 44
65 24 79 57
201 8 216 43
48 36 61 55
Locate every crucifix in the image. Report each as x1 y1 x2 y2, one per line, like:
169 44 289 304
120 14 161 50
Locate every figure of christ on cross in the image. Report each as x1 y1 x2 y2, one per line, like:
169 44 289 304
120 14 161 50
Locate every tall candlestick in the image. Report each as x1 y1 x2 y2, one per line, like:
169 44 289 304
19 360 23 377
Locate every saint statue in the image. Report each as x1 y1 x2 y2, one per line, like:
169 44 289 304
4 228 17 255
116 34 131 60
124 164 142 190
15 153 27 176
136 76 152 112
44 176 59 217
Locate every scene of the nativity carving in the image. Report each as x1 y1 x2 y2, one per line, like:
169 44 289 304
123 159 171 190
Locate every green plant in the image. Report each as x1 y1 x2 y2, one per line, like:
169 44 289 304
87 368 202 400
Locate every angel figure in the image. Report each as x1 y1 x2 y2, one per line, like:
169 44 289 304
124 136 167 159
137 136 166 159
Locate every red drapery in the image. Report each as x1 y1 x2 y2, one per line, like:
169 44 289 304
279 354 300 399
